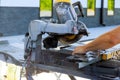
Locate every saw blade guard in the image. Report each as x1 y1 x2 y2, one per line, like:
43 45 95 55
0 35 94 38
58 21 88 44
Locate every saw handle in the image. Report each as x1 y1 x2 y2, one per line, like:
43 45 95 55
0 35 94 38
72 1 84 17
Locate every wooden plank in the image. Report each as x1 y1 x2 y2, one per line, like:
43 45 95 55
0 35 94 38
0 52 21 80
7 64 21 80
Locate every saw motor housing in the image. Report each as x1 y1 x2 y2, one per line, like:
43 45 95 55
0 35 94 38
42 0 88 48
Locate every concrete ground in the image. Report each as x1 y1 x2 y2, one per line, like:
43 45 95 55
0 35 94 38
22 72 90 80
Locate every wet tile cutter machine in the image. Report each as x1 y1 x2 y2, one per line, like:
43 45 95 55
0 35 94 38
24 0 120 79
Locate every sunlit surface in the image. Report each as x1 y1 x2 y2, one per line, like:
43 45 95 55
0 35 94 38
22 72 90 80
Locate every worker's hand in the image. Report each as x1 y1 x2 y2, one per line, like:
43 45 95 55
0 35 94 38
72 46 86 55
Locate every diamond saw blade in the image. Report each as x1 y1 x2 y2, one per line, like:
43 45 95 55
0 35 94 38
59 34 83 44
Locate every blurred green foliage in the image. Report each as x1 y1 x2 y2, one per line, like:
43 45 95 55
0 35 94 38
108 0 114 10
40 0 52 10
40 0 114 11
87 0 114 11
88 0 95 10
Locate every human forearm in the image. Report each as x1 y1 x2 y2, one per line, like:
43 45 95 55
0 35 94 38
84 34 116 51
72 26 120 55
85 26 120 51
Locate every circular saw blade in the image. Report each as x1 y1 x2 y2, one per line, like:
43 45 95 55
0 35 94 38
59 34 83 44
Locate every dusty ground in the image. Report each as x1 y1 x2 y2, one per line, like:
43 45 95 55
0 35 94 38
21 72 90 80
